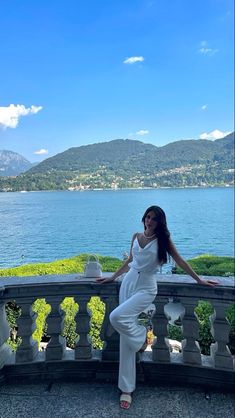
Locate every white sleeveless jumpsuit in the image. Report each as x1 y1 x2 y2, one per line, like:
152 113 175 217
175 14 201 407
109 237 159 393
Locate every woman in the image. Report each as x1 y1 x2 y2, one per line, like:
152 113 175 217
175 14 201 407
96 205 217 410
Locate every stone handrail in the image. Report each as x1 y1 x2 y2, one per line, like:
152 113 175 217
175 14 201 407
0 274 234 389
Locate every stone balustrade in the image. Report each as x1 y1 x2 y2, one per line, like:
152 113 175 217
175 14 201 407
0 274 234 390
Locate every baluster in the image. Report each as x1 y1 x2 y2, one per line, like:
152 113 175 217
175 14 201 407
210 303 233 369
74 296 92 359
181 298 201 365
100 295 119 361
151 297 170 362
0 289 12 368
46 297 66 361
15 299 38 363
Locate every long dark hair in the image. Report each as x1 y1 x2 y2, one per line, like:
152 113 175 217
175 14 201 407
142 205 170 264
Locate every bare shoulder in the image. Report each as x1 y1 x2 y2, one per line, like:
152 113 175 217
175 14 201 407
132 232 138 243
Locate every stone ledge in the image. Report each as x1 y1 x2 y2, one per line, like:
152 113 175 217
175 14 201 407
0 273 234 287
1 351 234 392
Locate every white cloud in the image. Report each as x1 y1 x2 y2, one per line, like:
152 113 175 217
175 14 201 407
0 104 43 129
128 129 149 137
198 41 219 56
123 56 144 64
34 149 48 155
136 129 149 136
200 129 231 140
201 104 207 110
199 47 218 55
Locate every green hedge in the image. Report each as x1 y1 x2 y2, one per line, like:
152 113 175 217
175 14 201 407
174 254 235 277
0 253 122 277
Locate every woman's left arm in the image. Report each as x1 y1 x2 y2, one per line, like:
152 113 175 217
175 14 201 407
167 239 218 286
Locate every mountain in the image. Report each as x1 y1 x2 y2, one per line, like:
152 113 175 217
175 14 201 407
27 139 157 174
0 150 33 176
0 133 234 191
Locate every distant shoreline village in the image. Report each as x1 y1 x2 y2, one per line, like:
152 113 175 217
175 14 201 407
13 184 233 193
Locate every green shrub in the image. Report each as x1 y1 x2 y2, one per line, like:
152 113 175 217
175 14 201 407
32 299 51 346
195 301 215 355
6 297 105 351
59 297 105 349
5 301 21 329
6 301 22 351
226 304 235 354
61 297 79 348
174 254 235 277
88 297 105 349
168 324 183 341
0 253 122 277
227 304 235 328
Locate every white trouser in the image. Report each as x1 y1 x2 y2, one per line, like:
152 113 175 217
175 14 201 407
109 285 155 393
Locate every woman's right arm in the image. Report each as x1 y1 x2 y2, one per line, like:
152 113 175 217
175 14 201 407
96 233 136 283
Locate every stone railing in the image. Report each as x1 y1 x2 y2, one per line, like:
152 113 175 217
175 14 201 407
0 274 234 390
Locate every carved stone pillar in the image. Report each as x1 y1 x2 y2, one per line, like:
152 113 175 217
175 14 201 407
75 296 92 359
15 300 38 363
181 298 201 365
45 297 66 361
0 288 12 368
100 295 119 361
151 297 170 362
210 303 233 369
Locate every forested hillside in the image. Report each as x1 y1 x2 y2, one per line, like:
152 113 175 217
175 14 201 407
0 133 233 191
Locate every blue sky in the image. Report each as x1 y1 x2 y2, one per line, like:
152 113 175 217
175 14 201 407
0 0 233 162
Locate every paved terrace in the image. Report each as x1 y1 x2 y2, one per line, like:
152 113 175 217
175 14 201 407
1 380 234 418
0 273 234 418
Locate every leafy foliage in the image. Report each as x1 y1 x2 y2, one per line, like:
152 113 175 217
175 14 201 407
88 297 105 349
174 254 235 277
195 301 215 355
6 301 22 351
226 304 235 354
0 254 122 277
32 299 51 345
61 297 79 348
168 324 183 342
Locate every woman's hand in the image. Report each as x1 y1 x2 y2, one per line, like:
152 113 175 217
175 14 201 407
96 276 115 284
197 278 219 287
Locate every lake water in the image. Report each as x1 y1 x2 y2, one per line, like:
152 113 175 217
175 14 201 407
0 187 234 269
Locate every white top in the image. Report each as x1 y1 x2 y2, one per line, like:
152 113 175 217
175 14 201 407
128 237 160 274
